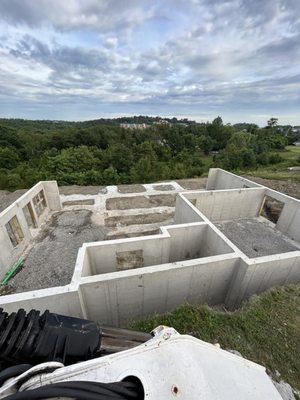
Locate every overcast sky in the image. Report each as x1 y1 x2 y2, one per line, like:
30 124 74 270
0 0 299 125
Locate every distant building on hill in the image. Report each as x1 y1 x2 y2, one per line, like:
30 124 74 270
120 123 149 129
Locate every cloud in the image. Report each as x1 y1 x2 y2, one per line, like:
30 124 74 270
0 0 157 33
0 0 299 124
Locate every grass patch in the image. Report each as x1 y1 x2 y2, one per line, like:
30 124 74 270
235 146 300 182
280 145 300 161
130 285 300 390
246 169 300 182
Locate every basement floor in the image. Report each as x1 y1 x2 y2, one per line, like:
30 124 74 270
215 218 300 258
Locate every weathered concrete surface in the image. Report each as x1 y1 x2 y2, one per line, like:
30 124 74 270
106 194 176 210
215 218 299 258
117 184 146 193
7 210 107 293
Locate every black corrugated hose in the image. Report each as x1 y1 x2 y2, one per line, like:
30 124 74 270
3 380 144 399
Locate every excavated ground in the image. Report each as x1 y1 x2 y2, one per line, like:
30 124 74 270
106 194 176 210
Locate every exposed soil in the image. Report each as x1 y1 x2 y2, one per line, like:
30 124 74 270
8 210 108 293
244 176 300 199
117 184 146 193
0 189 27 213
105 211 174 227
62 199 95 206
176 178 207 190
106 194 176 210
153 184 175 191
260 196 284 224
107 228 160 240
59 185 107 195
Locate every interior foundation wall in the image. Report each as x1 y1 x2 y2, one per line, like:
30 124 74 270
83 223 234 276
206 168 261 190
193 188 265 221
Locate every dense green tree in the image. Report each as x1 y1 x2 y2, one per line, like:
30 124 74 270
0 116 291 190
0 147 20 169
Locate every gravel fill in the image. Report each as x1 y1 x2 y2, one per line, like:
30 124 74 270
215 218 299 258
8 210 107 293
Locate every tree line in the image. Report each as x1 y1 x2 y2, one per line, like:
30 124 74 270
0 116 298 190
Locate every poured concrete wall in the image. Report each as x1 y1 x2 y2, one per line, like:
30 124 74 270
193 188 265 221
82 223 234 276
79 255 240 325
174 193 204 224
264 188 300 242
0 170 299 326
0 181 61 277
0 285 82 317
206 168 261 190
226 253 300 309
206 169 300 241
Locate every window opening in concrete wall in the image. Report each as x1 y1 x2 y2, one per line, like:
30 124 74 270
33 190 47 217
23 202 37 228
116 250 144 271
5 216 24 247
260 195 284 224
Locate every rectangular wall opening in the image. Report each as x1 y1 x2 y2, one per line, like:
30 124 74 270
33 190 47 217
5 216 24 247
116 249 144 271
260 195 284 224
23 202 37 228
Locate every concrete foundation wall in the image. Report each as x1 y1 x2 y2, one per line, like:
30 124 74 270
226 253 300 309
79 255 239 325
0 170 299 327
82 223 234 276
264 188 300 242
206 169 300 241
0 181 62 277
192 188 265 221
206 168 261 190
86 234 171 275
0 286 83 317
174 194 204 224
